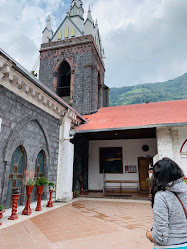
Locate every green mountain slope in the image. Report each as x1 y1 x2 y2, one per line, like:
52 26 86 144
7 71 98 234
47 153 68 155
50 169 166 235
109 73 187 106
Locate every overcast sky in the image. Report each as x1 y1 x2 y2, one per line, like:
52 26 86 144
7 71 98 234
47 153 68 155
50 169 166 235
1 0 187 87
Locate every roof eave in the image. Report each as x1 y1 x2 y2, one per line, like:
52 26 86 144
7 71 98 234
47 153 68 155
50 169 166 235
70 122 187 135
0 48 86 123
13 64 86 122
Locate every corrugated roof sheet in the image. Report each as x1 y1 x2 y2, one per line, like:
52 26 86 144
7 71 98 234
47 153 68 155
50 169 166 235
74 100 187 132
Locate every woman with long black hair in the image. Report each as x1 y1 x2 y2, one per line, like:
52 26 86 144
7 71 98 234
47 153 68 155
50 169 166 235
146 157 187 249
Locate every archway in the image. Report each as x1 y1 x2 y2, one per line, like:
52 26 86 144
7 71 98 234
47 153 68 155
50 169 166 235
32 150 46 201
57 61 71 103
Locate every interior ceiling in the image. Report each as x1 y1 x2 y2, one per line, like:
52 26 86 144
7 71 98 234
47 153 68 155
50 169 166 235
75 128 156 141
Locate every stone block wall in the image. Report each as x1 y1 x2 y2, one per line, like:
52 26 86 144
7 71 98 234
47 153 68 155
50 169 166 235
102 86 110 107
39 36 106 115
0 86 59 205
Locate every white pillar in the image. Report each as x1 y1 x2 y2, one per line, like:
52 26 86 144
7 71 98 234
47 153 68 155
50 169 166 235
56 117 74 202
156 127 174 161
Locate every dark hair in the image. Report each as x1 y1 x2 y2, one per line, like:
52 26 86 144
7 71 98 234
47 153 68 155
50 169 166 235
151 157 184 207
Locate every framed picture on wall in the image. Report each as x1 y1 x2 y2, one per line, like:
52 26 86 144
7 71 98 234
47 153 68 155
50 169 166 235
99 147 123 173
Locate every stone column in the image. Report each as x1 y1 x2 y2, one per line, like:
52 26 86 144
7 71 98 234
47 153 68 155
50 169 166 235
56 116 74 202
155 127 174 162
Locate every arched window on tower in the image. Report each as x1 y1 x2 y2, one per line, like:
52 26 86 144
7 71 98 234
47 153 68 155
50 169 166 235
57 61 71 104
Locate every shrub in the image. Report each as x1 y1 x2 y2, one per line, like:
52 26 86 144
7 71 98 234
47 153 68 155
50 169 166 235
35 177 48 186
26 179 35 186
0 205 4 211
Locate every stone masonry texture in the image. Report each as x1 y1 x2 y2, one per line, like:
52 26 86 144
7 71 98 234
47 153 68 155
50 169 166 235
39 35 107 115
0 86 59 206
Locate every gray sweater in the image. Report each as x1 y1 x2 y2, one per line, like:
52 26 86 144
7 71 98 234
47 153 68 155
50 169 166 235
152 178 187 247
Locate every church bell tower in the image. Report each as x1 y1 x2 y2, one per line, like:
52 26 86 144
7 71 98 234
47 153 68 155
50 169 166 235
39 0 109 115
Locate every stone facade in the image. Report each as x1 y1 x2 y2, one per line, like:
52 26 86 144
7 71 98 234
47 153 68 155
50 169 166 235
0 86 59 206
0 49 85 207
102 86 110 107
39 35 107 115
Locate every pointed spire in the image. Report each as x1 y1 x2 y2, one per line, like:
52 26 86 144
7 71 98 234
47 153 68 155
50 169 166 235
87 5 93 22
46 15 52 31
66 6 70 16
95 19 98 28
71 0 83 8
42 15 53 43
70 0 84 18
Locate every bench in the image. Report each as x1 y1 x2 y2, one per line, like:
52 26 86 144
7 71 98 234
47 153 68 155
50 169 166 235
103 180 139 195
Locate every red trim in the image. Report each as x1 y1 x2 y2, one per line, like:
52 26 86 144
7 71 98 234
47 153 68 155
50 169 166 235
180 139 187 154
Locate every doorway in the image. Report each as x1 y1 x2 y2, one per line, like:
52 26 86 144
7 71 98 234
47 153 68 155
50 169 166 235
138 157 153 191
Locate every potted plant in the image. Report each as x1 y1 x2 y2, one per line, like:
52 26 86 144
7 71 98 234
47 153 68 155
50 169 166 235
184 177 187 184
73 189 79 198
35 177 48 211
12 187 21 195
48 182 54 190
22 179 35 215
0 205 5 225
46 182 54 207
146 178 152 200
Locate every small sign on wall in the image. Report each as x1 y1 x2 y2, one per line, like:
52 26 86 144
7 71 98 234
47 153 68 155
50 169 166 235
125 165 137 173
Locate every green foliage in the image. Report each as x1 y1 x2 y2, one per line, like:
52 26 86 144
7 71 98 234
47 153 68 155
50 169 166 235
0 205 4 211
35 177 48 186
48 182 54 187
109 73 187 106
146 178 151 184
26 179 35 186
73 189 79 198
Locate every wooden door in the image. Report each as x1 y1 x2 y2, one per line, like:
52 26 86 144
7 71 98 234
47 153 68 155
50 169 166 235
138 157 153 191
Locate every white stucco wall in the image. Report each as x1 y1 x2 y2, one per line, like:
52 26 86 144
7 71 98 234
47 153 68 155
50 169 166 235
156 127 174 160
56 117 74 201
88 138 157 191
176 126 187 176
155 126 187 176
52 18 82 42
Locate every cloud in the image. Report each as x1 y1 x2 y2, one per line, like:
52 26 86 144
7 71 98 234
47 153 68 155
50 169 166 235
0 0 66 73
88 0 187 86
1 0 187 87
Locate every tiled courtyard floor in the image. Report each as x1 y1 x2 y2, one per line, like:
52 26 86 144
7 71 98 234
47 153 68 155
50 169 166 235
0 198 154 249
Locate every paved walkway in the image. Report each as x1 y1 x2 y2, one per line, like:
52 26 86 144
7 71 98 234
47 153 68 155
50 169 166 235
0 198 154 249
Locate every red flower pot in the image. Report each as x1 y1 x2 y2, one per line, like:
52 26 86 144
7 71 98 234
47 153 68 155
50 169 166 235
8 194 22 220
35 186 44 211
46 190 53 207
0 210 5 225
22 185 34 215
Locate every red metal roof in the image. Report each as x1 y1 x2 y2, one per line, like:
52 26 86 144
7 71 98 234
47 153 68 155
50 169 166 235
74 100 187 132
